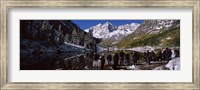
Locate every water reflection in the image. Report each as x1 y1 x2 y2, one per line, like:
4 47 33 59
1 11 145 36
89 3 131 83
20 52 84 70
20 51 129 70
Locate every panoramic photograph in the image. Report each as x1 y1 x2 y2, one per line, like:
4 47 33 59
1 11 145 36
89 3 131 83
20 20 180 70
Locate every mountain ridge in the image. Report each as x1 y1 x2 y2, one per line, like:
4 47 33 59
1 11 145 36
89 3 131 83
84 22 140 39
116 20 180 48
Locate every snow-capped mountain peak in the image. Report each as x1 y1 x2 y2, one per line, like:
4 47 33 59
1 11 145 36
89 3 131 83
96 23 102 26
104 21 112 25
84 22 140 39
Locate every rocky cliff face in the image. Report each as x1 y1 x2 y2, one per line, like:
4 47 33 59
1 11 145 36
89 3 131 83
20 20 99 53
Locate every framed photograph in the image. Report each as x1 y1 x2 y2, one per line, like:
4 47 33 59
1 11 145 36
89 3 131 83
1 0 199 90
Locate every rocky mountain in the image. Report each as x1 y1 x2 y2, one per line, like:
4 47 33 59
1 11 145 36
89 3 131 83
20 20 100 54
133 20 180 35
84 22 140 40
116 20 180 48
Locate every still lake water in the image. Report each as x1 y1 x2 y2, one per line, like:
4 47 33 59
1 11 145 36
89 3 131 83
20 51 84 70
20 51 111 70
20 50 137 70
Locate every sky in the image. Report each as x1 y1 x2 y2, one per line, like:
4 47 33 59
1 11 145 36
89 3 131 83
72 20 144 30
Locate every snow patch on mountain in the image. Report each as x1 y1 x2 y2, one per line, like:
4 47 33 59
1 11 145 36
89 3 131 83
134 20 179 35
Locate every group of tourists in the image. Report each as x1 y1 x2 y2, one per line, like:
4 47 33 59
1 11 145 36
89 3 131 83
156 47 180 62
92 50 139 70
92 47 180 70
63 47 180 70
